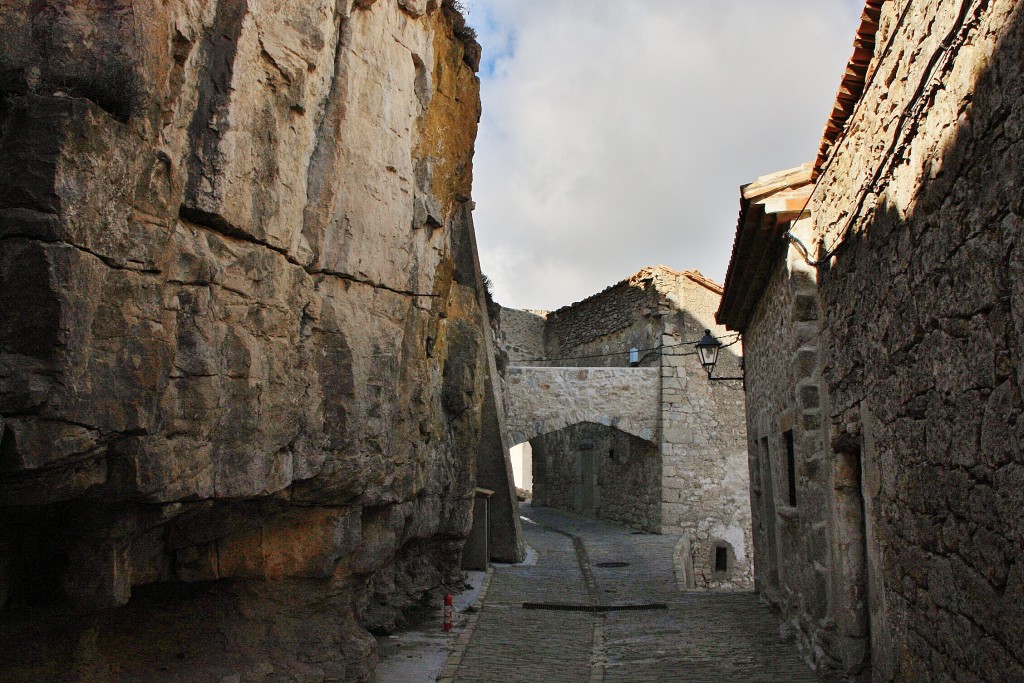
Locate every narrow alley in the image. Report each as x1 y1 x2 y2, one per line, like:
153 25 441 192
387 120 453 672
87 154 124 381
442 505 817 683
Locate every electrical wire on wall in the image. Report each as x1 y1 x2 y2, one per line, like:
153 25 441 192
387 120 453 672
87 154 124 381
514 331 742 366
784 0 988 268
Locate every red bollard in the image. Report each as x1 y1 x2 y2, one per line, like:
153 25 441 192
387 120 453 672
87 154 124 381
443 594 454 632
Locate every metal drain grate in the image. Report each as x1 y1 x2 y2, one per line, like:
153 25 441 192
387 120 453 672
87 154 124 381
595 561 630 568
522 603 667 612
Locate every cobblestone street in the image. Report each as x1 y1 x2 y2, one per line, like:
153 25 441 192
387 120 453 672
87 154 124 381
443 505 818 683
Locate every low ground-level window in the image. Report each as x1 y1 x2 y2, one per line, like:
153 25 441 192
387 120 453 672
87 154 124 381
715 546 728 572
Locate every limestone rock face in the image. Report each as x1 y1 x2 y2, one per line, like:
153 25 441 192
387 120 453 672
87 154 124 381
0 0 485 679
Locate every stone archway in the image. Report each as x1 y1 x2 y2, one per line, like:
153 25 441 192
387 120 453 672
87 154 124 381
503 366 660 445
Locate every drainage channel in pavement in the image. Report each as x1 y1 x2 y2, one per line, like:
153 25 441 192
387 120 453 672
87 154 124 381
522 602 668 612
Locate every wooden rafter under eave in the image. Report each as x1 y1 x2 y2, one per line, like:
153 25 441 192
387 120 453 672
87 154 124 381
741 162 814 202
759 186 812 217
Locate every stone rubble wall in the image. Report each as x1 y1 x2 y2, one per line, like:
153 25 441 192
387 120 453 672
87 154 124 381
0 1 489 680
495 306 548 364
808 0 1024 678
503 269 752 588
543 278 661 363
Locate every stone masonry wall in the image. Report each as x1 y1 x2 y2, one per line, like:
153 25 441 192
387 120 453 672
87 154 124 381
811 0 1024 679
531 422 661 532
0 2 489 680
543 276 662 365
504 366 661 446
496 307 548 364
508 273 666 534
504 267 751 587
660 278 751 590
740 214 839 671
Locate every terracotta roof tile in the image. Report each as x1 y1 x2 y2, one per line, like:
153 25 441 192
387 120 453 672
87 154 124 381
814 0 886 177
717 1 886 330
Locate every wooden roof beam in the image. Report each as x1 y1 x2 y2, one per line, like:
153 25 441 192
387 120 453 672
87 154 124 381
759 186 813 217
741 162 814 202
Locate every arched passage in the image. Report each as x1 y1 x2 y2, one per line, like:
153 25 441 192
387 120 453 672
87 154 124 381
529 421 662 531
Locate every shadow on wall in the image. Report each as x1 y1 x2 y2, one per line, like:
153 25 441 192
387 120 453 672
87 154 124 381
667 310 751 591
740 258 837 660
679 312 745 379
530 422 662 533
813 3 1024 677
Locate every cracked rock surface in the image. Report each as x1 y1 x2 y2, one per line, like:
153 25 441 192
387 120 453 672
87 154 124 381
0 1 486 680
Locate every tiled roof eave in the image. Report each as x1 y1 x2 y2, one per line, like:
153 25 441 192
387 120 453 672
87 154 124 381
717 164 813 331
718 0 884 330
716 203 789 332
813 0 885 178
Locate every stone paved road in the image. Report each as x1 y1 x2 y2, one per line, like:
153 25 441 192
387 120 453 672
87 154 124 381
448 505 818 683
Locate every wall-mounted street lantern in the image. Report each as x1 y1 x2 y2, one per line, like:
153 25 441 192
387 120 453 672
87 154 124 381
695 329 744 383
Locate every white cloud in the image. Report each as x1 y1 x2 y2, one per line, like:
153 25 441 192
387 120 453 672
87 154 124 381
465 0 866 310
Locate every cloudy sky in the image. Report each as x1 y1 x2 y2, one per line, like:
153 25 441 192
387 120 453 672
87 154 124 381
464 0 866 311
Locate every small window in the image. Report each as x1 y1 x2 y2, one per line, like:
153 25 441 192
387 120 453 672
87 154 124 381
715 546 728 572
784 430 797 507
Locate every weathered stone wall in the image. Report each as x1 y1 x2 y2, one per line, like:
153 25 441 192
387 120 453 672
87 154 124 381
531 423 661 532
0 1 490 680
660 278 751 589
495 307 548 364
543 276 662 365
810 0 1024 679
505 268 751 588
504 366 660 445
500 274 666 535
739 214 838 667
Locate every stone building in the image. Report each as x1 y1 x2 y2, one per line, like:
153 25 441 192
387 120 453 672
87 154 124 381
500 266 752 589
718 0 1024 679
0 1 520 680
